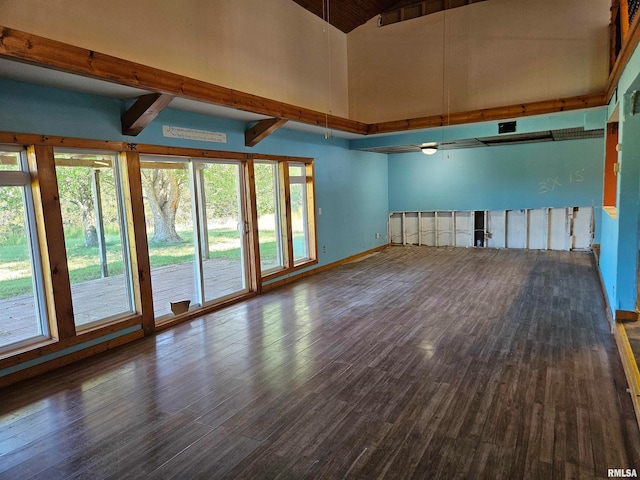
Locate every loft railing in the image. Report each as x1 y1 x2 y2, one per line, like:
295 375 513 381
611 0 640 71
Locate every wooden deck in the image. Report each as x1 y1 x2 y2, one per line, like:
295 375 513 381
1 246 639 478
0 258 244 347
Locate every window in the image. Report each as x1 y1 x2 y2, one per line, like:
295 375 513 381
0 147 49 350
289 163 312 264
255 161 284 273
255 159 316 277
54 150 134 328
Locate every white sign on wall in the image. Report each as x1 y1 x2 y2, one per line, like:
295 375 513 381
162 125 227 143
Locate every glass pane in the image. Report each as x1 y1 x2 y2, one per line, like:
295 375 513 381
0 182 45 348
290 181 309 262
199 162 247 301
290 163 309 263
0 150 19 171
140 158 195 318
255 162 283 273
55 152 132 327
289 164 304 177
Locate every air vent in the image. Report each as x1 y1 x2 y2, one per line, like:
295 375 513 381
498 121 517 134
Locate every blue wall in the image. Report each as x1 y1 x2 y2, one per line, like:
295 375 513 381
598 40 640 315
388 139 605 213
0 78 389 270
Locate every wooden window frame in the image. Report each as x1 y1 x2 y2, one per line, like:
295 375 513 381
0 147 50 353
258 156 318 283
0 132 315 366
53 148 136 331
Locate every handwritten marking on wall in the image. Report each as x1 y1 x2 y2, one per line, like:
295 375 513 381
539 169 585 194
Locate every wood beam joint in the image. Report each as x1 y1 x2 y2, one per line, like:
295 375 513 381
121 93 174 136
245 117 288 147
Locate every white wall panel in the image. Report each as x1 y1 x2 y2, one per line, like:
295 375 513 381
506 210 526 249
487 211 506 248
390 207 592 252
571 207 593 251
454 211 474 247
548 208 570 251
390 213 403 244
405 212 419 245
420 212 436 246
527 209 548 250
437 212 455 247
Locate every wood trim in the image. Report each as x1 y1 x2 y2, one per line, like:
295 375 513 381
154 291 257 332
1 133 127 150
0 315 142 368
252 154 314 163
611 1 620 72
616 309 639 321
0 26 368 135
291 258 319 274
262 245 387 292
593 245 615 326
306 162 318 263
280 162 293 269
29 145 76 340
245 118 288 147
0 27 611 137
0 329 143 388
368 93 607 134
134 145 250 160
245 160 262 293
608 7 640 101
613 322 640 429
121 93 174 136
261 268 289 283
0 132 311 164
603 205 618 219
121 151 155 334
622 0 631 41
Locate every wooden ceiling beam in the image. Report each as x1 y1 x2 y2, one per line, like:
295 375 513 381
367 93 607 134
0 26 368 135
0 26 610 139
122 93 174 136
245 118 288 147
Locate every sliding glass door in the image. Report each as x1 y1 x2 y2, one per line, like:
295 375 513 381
140 156 248 320
196 161 247 303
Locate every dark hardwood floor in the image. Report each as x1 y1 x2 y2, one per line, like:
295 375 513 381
1 247 639 479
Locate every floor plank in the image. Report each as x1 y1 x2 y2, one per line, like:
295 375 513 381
1 246 639 479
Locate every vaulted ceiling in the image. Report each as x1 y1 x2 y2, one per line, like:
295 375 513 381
291 0 487 33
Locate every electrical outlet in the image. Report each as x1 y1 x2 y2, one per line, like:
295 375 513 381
375 233 379 239
322 245 326 253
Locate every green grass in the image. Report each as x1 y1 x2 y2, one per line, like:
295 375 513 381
0 227 295 300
